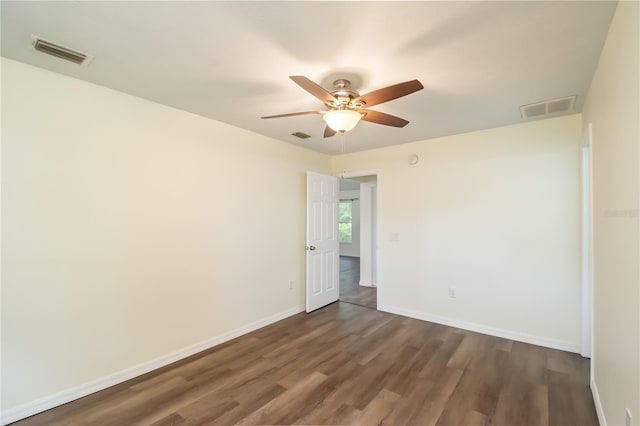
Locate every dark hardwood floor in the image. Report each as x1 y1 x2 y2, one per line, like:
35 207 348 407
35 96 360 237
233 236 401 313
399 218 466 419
14 303 597 426
339 256 377 309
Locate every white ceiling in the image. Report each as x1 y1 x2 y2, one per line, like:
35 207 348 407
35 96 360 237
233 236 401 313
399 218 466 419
1 1 616 155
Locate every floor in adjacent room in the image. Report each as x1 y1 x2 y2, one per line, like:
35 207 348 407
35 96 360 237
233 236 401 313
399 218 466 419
339 256 377 309
13 302 597 425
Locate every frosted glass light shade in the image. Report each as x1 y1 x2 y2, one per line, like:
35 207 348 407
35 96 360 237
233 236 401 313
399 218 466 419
323 109 363 132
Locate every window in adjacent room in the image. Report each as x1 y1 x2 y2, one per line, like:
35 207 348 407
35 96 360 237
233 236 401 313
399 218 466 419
339 201 353 243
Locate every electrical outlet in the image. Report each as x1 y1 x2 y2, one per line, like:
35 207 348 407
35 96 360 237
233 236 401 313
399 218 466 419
626 408 632 426
289 280 294 290
448 287 456 298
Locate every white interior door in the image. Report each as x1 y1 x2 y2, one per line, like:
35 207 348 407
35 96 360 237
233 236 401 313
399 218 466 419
306 171 339 312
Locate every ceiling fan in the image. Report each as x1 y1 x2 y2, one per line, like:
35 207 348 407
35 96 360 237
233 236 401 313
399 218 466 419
261 76 424 138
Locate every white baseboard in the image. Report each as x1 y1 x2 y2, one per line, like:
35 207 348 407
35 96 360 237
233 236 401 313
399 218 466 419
1 305 305 425
591 377 607 426
358 281 375 287
378 304 579 353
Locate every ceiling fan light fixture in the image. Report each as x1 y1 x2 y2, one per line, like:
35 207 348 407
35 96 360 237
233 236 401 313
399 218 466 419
323 109 363 133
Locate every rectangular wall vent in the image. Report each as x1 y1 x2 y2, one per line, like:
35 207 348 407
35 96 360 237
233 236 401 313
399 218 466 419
520 96 576 119
291 132 311 139
31 36 93 66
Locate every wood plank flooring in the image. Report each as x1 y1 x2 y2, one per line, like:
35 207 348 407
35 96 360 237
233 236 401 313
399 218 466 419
13 303 597 426
339 256 377 309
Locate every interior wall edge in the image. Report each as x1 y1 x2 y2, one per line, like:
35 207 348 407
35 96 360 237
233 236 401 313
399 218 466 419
591 377 608 426
378 303 580 354
0 304 305 426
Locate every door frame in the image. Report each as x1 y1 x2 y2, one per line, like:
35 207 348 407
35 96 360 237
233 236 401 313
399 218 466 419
580 123 593 359
338 169 381 310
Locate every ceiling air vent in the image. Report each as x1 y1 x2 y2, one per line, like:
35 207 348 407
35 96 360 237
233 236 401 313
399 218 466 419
291 132 311 139
31 36 93 65
520 96 576 119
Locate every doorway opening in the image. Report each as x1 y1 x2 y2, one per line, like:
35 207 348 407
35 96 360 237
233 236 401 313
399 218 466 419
338 174 378 310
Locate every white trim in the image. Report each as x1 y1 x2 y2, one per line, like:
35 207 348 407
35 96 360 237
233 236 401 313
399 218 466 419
580 123 594 358
339 169 382 180
1 305 305 425
591 377 607 426
378 304 579 353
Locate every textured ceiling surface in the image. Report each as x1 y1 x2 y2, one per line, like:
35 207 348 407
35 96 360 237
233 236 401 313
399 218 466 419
1 1 617 154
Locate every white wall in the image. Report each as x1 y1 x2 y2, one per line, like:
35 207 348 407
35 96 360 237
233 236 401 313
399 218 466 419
371 185 377 285
359 182 375 287
332 115 583 349
581 2 639 425
339 189 360 257
0 59 330 415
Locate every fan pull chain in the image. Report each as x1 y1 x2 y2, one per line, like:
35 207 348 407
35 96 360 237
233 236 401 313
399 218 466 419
341 131 346 153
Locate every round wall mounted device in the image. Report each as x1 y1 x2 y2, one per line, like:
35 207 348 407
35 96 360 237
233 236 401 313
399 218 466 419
408 154 419 165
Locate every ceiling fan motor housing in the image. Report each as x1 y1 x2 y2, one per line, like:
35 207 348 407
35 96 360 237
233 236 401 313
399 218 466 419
328 79 363 108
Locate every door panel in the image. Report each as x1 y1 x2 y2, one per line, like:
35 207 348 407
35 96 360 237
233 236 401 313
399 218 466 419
306 171 339 312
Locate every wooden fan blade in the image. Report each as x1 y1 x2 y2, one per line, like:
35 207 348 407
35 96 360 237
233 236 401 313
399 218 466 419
290 76 337 105
261 111 323 119
353 80 424 108
324 126 337 138
358 109 410 128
